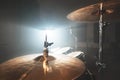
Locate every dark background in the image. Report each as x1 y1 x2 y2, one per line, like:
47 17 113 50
0 0 120 80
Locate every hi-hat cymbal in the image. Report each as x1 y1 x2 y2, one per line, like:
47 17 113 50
0 54 85 80
67 1 120 22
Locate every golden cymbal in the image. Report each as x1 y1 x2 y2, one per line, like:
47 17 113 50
67 1 120 22
0 54 85 80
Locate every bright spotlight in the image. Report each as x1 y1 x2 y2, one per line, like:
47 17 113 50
44 30 54 38
41 28 69 47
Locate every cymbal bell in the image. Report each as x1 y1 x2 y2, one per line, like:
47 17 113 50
0 54 85 80
67 1 120 22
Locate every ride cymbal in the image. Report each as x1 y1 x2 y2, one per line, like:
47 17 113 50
67 0 120 22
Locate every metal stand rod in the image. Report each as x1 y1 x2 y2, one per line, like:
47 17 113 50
96 3 106 72
98 3 103 62
74 36 78 50
43 34 53 74
69 27 78 50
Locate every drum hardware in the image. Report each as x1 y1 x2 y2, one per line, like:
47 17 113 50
15 35 86 80
69 26 78 50
66 0 120 72
95 2 106 72
67 51 95 80
75 69 95 80
44 34 54 48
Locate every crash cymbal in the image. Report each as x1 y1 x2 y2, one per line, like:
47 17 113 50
67 0 120 22
0 54 85 80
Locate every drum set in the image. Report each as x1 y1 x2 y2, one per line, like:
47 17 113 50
0 0 120 80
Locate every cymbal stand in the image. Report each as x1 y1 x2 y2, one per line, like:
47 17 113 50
43 34 53 75
18 35 54 80
43 34 53 59
96 3 106 72
69 27 78 50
